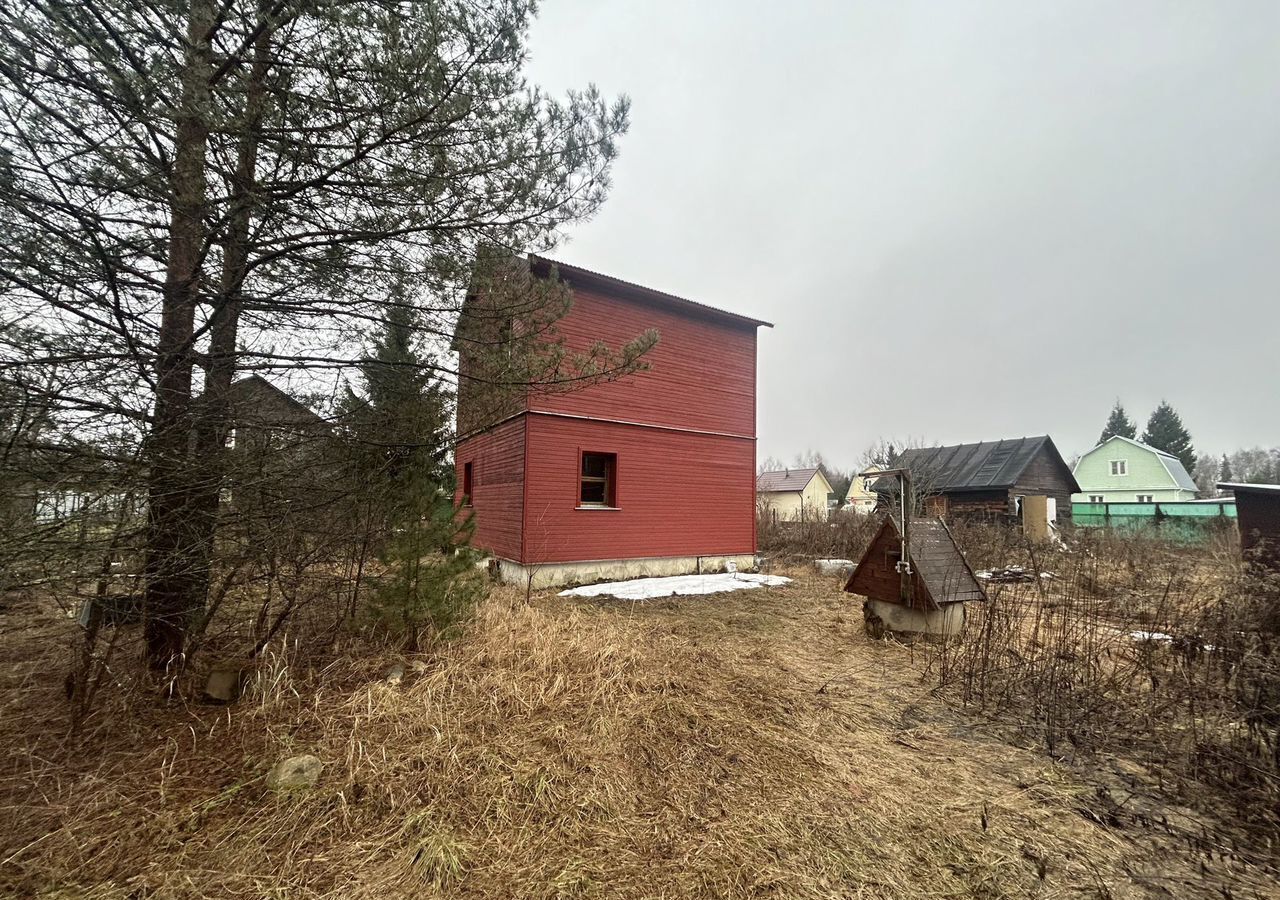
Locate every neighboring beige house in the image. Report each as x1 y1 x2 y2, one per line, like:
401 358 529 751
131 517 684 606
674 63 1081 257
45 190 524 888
844 466 880 514
757 466 834 522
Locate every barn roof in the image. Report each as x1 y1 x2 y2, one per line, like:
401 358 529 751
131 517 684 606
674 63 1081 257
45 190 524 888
844 516 987 608
757 467 822 493
876 436 1079 494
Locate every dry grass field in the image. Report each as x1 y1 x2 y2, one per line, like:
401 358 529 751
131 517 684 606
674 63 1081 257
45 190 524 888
1 544 1277 899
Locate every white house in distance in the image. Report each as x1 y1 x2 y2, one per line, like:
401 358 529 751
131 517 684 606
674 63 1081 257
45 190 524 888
1072 436 1199 504
843 466 880 514
757 466 834 521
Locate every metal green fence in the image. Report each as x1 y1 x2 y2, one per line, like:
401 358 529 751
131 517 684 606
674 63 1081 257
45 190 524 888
1071 501 1236 541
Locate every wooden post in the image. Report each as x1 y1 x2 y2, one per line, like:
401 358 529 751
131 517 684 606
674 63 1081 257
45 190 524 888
899 470 912 605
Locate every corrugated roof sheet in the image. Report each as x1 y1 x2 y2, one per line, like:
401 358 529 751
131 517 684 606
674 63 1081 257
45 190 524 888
757 467 821 493
879 436 1075 493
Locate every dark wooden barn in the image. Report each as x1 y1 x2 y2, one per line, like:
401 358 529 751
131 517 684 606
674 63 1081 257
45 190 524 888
844 516 986 637
1218 482 1280 571
877 436 1080 524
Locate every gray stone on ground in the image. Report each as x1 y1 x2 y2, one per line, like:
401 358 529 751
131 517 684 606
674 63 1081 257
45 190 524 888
814 558 856 577
266 754 323 791
204 659 249 702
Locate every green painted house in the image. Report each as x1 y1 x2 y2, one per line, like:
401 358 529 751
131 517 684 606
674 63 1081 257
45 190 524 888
1072 436 1198 504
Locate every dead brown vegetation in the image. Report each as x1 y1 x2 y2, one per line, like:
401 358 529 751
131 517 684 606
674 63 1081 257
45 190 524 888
2 565 1278 898
929 527 1280 850
760 515 1280 875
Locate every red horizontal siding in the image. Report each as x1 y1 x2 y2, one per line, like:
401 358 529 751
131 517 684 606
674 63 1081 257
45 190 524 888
455 417 525 560
522 415 755 564
531 285 758 437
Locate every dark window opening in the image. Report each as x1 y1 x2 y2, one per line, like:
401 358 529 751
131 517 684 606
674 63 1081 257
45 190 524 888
580 452 617 507
462 461 473 505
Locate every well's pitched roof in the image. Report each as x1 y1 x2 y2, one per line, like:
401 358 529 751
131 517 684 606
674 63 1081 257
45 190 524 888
1081 436 1198 492
879 436 1079 494
757 467 822 493
844 516 987 608
907 518 989 606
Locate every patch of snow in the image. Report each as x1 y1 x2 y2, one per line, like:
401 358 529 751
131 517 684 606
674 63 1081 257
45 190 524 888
559 572 791 601
1129 631 1174 643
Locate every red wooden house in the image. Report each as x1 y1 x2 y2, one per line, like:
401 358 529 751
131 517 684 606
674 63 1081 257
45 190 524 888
454 257 771 587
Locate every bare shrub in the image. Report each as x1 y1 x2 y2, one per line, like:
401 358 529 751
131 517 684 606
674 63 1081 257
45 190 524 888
756 508 882 562
925 526 1280 847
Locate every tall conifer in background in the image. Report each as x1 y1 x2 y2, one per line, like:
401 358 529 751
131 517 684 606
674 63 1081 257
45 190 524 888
1098 400 1137 444
1141 401 1196 475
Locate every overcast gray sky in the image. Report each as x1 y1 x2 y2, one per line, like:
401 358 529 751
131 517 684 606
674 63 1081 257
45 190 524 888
524 0 1280 470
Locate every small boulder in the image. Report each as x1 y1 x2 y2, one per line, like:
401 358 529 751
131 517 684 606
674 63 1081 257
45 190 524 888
266 754 323 791
204 659 250 703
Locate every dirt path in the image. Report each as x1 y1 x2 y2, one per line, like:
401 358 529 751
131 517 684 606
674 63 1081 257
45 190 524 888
576 570 1279 899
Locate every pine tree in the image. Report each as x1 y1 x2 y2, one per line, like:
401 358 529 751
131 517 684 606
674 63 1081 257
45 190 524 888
1098 400 1137 445
0 0 642 667
1141 401 1196 476
1219 454 1234 484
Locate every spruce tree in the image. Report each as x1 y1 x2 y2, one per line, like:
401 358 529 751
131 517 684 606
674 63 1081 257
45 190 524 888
343 307 484 649
1219 454 1234 484
342 303 453 519
1098 400 1137 444
1141 401 1196 475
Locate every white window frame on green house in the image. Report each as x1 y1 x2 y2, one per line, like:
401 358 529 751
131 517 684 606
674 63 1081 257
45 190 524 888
1089 495 1104 503
1136 494 1153 503
1110 460 1127 476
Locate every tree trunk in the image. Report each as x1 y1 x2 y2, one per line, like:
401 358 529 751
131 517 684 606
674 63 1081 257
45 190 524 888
185 6 275 631
143 0 217 669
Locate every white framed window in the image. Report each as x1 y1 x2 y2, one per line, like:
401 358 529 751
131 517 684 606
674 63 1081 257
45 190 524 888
1136 494 1153 503
1089 495 1104 504
1110 460 1127 476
